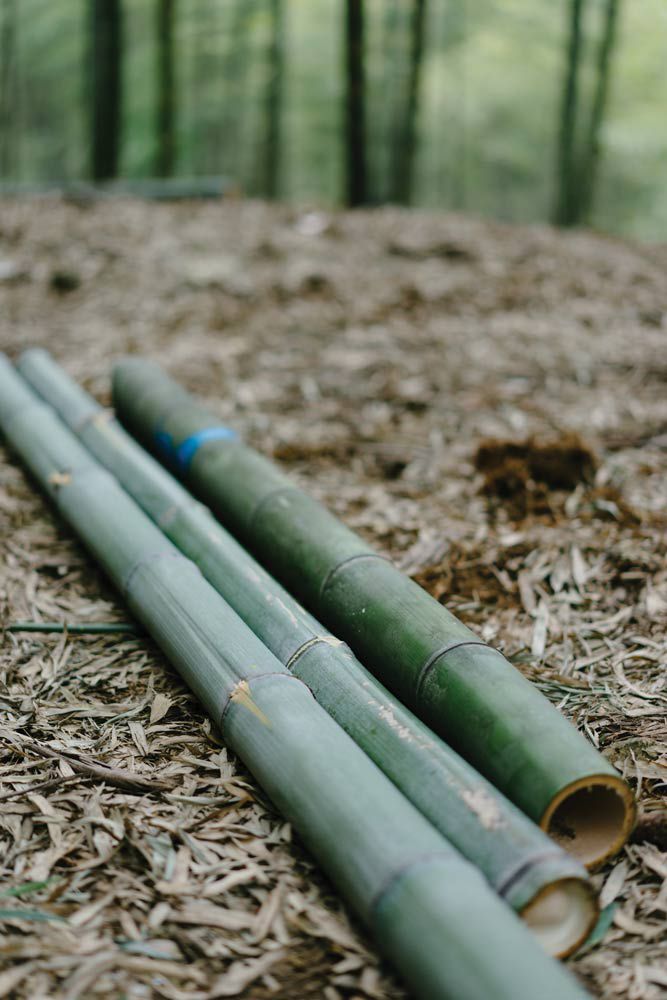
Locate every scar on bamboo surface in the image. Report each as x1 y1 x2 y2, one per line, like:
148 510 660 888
230 679 272 726
48 470 72 486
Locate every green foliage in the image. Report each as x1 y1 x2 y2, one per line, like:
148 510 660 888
0 877 61 898
1 0 665 240
122 0 157 176
5 0 85 180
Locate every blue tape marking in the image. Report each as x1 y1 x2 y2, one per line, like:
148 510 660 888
154 425 238 472
176 426 239 471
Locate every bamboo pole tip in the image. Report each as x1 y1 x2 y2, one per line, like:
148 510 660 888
540 775 636 870
522 878 598 958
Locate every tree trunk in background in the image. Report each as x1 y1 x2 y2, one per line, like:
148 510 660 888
452 0 468 210
155 0 175 176
90 0 123 181
0 0 17 178
263 0 283 198
579 0 620 221
553 0 584 226
345 0 367 206
190 0 213 174
220 0 255 186
390 0 426 204
378 0 401 201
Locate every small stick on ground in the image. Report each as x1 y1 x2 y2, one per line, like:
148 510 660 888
0 728 171 795
0 772 83 802
5 620 140 635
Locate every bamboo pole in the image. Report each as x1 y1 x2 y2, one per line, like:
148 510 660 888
20 348 597 957
0 356 590 1000
111 357 636 870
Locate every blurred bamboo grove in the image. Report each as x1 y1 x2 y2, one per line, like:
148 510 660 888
0 0 665 239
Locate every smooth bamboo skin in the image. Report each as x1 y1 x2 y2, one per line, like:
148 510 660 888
0 359 591 1000
111 358 636 868
18 349 597 953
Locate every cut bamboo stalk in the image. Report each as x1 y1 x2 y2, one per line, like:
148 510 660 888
21 348 597 957
111 357 636 870
0 356 590 1000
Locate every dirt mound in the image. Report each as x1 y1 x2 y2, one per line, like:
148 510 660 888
413 540 528 612
475 434 599 519
476 434 597 489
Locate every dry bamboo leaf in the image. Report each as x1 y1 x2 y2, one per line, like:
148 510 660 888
518 571 536 615
206 948 287 998
571 546 589 589
68 891 116 928
613 908 664 939
0 963 38 995
599 859 629 909
151 693 174 725
251 882 284 942
169 901 257 932
531 600 549 658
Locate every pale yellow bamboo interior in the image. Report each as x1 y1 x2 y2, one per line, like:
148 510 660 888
541 775 636 870
522 878 598 959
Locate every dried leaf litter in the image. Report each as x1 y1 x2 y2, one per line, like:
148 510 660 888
1 197 666 998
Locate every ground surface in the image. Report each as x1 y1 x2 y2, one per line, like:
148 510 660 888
0 197 666 1000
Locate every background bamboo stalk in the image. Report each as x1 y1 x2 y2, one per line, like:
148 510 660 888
20 348 597 957
111 357 636 870
0 355 591 1000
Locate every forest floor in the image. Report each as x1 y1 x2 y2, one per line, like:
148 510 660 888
1 196 666 1000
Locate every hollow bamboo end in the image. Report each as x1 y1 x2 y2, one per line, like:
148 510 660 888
521 878 598 959
540 775 636 870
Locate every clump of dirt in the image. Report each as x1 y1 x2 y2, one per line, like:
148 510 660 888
475 434 598 520
631 813 667 851
413 541 528 612
476 434 597 489
49 268 81 293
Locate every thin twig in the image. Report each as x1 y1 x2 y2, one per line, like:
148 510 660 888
5 621 140 635
0 728 171 795
0 773 83 802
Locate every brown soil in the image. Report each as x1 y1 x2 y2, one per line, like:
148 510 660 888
474 435 645 527
413 540 530 614
475 434 595 520
476 434 598 489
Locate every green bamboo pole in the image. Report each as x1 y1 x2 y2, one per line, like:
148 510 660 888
111 357 636 870
0 356 590 1000
20 349 597 957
